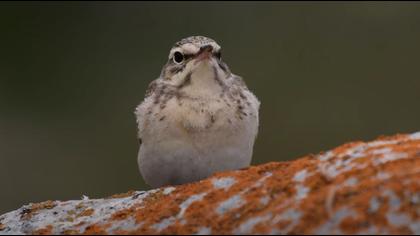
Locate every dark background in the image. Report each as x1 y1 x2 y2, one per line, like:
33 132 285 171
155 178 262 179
1 2 419 214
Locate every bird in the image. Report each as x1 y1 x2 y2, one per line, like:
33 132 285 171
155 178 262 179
135 36 260 188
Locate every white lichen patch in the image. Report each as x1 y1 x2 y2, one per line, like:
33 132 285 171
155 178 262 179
295 185 310 201
317 133 417 181
271 208 302 234
370 147 392 156
107 216 140 233
356 225 389 235
194 227 212 235
372 152 408 166
151 216 176 231
314 207 357 235
379 188 420 234
410 222 420 234
375 172 391 180
293 169 313 202
409 192 420 204
213 173 273 217
0 190 157 235
410 131 420 140
212 177 236 190
259 196 270 206
369 139 400 148
216 195 245 215
384 190 401 211
233 214 271 234
178 193 207 218
386 212 411 227
343 177 358 187
318 152 368 179
252 172 273 188
162 187 176 195
293 169 312 183
368 196 381 213
318 151 334 162
337 144 368 160
151 192 208 230
318 144 367 179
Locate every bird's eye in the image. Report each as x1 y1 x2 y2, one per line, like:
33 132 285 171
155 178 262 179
173 51 184 64
214 51 222 60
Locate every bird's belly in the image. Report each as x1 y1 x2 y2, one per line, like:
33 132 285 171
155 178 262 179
138 125 254 188
138 96 258 188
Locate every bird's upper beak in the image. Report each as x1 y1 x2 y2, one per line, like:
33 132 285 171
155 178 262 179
194 45 213 65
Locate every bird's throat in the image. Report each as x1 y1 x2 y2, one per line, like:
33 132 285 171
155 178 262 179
181 63 224 98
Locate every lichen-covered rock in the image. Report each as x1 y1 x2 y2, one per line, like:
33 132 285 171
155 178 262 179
1 132 420 235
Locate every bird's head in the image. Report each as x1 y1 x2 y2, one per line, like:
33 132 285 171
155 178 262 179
160 36 232 89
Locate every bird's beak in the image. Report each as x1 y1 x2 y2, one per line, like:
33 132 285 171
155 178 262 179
194 45 213 65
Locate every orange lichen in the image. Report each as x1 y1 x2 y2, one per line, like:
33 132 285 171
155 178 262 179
1 132 420 235
20 200 57 220
83 224 108 235
111 208 136 221
33 225 53 235
62 229 81 235
77 208 94 217
108 190 136 199
32 200 56 211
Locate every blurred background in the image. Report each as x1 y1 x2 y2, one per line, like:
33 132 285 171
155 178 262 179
1 2 419 214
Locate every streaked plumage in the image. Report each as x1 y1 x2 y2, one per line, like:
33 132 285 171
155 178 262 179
135 36 260 188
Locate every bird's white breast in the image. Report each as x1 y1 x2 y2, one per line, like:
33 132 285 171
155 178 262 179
135 64 260 188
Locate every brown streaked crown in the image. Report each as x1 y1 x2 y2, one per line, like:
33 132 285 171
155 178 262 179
173 36 217 48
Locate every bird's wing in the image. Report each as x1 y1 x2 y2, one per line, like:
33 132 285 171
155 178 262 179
135 79 160 141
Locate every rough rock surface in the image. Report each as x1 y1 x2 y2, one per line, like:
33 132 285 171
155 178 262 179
1 132 420 235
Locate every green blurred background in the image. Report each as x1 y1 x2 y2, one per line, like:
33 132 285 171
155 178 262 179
0 2 419 214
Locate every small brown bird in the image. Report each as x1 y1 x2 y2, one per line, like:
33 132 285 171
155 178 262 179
135 36 260 188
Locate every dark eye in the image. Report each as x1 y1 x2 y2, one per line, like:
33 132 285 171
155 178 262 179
173 51 184 64
214 51 221 59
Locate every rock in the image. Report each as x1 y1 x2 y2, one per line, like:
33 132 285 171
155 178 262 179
1 132 420 235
